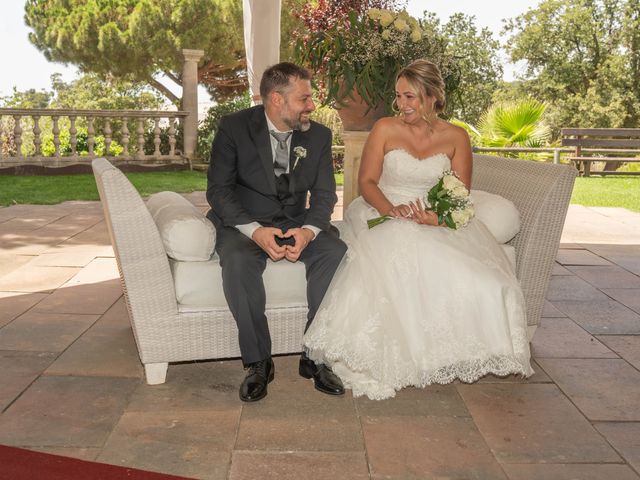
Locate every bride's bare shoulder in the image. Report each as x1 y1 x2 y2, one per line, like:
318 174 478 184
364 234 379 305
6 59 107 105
372 116 402 130
437 120 470 144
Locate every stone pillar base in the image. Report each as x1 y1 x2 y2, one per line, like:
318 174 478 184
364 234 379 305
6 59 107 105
342 130 372 210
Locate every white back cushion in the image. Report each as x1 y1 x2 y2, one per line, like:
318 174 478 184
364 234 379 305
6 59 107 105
470 190 521 243
146 191 215 261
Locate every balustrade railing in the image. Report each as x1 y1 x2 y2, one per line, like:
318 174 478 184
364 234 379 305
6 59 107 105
0 108 189 169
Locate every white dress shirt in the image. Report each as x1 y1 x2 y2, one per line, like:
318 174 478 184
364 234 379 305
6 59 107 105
235 112 321 241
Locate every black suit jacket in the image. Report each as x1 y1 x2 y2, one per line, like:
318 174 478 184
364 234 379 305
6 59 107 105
206 105 337 232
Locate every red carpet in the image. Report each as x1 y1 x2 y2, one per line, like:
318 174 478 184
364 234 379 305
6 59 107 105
0 444 195 480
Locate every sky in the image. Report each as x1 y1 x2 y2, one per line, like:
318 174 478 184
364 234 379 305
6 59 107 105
0 0 541 100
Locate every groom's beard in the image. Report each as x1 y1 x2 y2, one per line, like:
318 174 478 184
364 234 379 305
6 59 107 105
282 110 312 132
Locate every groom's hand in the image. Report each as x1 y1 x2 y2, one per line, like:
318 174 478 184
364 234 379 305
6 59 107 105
252 227 286 261
283 227 315 262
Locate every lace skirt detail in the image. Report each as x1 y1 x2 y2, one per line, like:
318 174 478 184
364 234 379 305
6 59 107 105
304 197 533 400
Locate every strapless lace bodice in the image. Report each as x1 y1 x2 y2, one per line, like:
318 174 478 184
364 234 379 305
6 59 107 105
378 149 450 203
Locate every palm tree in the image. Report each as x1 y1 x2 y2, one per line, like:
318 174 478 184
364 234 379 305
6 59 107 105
453 99 551 156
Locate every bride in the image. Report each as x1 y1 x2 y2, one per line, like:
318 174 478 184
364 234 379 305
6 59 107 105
303 59 533 400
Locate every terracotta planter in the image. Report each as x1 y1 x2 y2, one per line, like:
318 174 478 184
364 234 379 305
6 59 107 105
336 88 386 131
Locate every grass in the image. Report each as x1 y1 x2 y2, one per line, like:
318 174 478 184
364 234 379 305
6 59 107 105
1 171 637 212
571 176 640 212
0 171 208 206
0 171 346 206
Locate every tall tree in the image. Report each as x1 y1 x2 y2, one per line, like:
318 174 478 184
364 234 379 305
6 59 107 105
24 0 245 105
504 0 639 132
441 13 503 125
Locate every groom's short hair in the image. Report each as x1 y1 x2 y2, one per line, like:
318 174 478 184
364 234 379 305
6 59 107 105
260 62 311 101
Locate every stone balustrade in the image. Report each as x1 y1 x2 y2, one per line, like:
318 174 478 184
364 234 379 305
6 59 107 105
0 108 190 169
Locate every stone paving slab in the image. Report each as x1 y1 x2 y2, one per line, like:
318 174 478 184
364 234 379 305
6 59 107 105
531 317 619 359
31 279 122 315
229 451 369 480
594 422 640 473
551 298 640 335
596 335 640 370
457 383 620 464
602 288 640 314
0 291 48 327
537 358 640 421
362 415 507 480
0 253 34 277
98 410 239 480
1 201 640 478
0 264 81 293
566 265 640 289
0 350 57 412
502 464 640 480
0 311 99 352
0 375 139 447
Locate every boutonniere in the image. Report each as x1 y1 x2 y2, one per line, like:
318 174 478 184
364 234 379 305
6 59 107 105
292 146 307 170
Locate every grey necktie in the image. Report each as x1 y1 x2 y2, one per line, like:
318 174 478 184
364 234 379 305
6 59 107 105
270 130 292 176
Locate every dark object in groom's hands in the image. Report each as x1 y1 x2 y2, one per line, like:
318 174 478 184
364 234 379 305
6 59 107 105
275 235 296 247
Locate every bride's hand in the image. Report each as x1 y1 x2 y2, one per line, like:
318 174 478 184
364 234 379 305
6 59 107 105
387 204 413 219
409 199 441 226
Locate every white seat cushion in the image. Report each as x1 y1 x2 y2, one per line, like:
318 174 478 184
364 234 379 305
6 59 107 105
170 244 517 310
146 191 216 261
171 255 308 310
470 190 521 243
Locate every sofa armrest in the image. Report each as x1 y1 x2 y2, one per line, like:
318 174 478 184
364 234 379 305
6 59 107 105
472 154 577 333
92 158 179 362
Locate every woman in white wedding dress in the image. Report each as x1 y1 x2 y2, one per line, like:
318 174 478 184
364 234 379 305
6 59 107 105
303 59 533 400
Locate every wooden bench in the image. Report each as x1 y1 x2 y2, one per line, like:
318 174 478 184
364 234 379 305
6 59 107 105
561 128 640 176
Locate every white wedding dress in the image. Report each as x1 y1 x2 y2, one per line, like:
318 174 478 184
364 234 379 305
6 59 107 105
304 149 533 400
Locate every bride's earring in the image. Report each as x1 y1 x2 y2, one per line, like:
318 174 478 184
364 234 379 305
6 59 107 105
392 97 400 116
421 100 437 127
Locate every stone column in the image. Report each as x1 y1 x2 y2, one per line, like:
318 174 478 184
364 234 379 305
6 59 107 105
341 130 371 210
181 49 204 163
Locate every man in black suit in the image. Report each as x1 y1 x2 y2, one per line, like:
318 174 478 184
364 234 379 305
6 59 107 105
207 62 347 402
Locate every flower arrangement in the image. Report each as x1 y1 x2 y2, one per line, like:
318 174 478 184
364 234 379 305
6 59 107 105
295 4 455 114
367 171 474 229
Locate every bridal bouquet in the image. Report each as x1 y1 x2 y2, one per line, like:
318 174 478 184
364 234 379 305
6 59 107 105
367 171 474 229
424 171 475 229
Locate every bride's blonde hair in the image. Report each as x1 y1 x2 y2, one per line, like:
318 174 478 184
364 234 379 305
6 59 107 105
394 59 446 120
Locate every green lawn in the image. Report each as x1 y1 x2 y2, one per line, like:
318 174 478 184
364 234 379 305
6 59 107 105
571 176 640 212
1 172 638 212
0 171 208 206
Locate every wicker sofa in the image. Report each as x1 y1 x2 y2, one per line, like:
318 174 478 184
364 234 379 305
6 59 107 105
92 155 576 385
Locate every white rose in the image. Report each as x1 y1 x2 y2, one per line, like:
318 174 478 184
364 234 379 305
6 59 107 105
393 18 411 32
410 29 422 43
381 29 391 40
442 174 463 191
379 10 394 27
451 207 473 228
367 8 381 20
452 184 469 199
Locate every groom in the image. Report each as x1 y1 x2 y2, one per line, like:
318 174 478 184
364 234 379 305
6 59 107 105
206 62 347 402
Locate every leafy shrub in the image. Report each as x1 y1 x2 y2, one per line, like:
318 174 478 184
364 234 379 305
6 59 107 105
197 93 251 163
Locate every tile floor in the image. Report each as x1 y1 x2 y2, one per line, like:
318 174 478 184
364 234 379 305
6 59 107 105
1 194 639 480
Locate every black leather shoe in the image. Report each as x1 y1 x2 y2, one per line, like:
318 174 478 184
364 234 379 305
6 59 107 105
299 353 344 395
239 358 274 402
